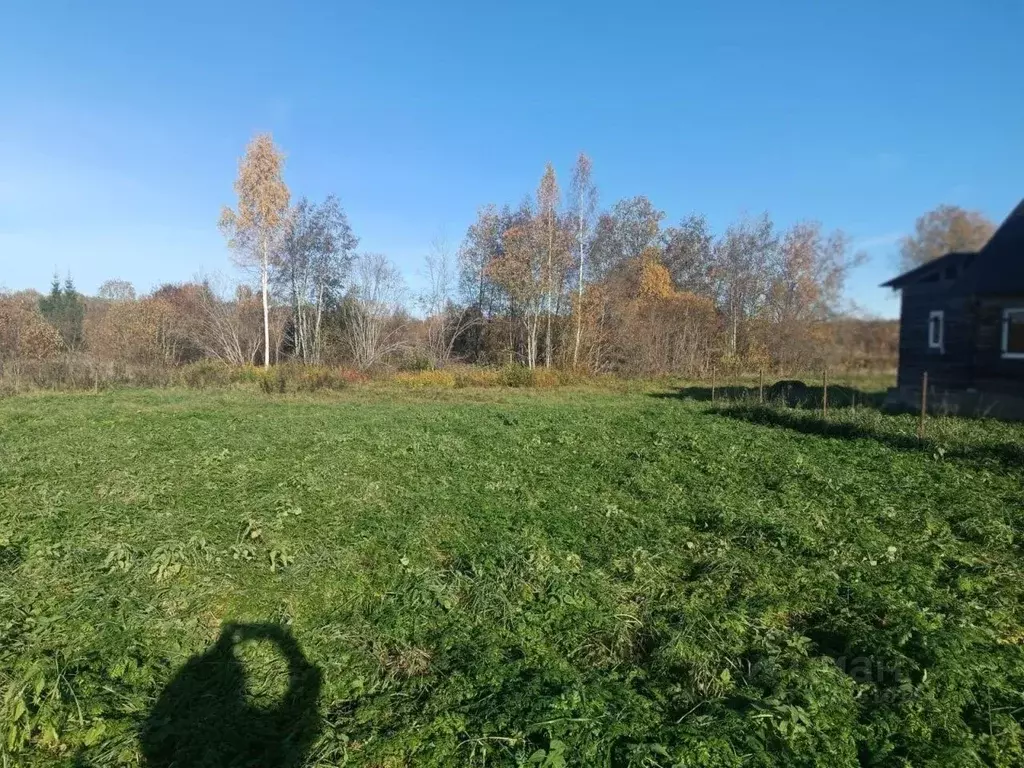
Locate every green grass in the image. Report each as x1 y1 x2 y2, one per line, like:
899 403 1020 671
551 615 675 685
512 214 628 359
1 386 1022 767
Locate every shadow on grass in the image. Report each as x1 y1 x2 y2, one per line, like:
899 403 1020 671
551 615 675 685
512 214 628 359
139 623 322 768
652 381 887 409
708 403 1024 476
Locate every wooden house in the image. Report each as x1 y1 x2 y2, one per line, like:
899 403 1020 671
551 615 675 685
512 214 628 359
882 200 1024 416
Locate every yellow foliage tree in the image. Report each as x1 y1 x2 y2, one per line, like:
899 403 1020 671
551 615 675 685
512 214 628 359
220 134 290 368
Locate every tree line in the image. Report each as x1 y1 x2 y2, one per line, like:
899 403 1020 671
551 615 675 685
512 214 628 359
4 133 997 382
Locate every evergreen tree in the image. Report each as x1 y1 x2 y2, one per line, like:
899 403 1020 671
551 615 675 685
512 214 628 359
38 273 85 350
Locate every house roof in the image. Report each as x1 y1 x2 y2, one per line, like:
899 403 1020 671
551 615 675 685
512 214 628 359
974 199 1024 294
880 251 973 289
881 198 1024 293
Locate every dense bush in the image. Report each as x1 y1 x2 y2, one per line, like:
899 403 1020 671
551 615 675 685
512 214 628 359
394 370 457 388
453 367 502 388
497 363 535 388
294 365 363 392
256 367 288 394
178 360 233 389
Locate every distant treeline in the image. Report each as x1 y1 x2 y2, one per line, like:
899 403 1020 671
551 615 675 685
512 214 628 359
10 132 996 385
0 276 897 384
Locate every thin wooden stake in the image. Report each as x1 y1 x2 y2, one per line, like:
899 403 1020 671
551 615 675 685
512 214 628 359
711 366 716 403
822 368 829 419
758 368 764 404
919 371 928 440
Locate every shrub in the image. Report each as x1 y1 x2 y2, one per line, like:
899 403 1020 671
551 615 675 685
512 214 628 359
179 360 232 389
255 368 287 394
532 368 562 388
127 365 174 388
395 353 433 372
228 365 264 386
295 366 361 392
296 367 332 392
394 370 456 389
554 368 587 386
498 364 535 388
453 367 501 388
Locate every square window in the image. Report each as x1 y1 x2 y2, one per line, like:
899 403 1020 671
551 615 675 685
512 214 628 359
928 310 944 351
1002 309 1024 358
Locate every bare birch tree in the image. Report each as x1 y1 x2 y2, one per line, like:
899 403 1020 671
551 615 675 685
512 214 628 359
568 153 597 368
195 277 263 365
537 164 560 367
712 213 777 357
219 134 290 368
419 236 478 367
766 222 863 369
345 253 406 369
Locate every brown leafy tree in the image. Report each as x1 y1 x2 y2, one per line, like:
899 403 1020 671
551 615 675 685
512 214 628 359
601 251 718 376
0 291 61 366
149 283 210 364
898 204 995 270
89 296 179 367
219 134 290 368
487 202 546 368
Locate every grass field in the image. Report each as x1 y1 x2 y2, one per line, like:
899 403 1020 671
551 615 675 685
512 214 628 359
1 385 1023 766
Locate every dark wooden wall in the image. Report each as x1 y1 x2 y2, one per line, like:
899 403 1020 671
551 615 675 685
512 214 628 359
895 280 975 390
971 296 1024 394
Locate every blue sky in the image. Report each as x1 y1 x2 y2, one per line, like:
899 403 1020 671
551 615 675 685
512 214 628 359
1 1 1021 317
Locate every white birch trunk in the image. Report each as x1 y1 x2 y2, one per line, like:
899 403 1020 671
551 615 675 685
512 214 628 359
261 236 271 368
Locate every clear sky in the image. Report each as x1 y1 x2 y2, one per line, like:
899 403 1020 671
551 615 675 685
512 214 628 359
1 1 1021 317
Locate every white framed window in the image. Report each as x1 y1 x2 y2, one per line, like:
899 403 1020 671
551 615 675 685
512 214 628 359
928 310 944 352
1002 308 1024 359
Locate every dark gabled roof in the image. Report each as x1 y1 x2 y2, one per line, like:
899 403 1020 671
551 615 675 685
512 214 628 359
882 198 1024 293
974 199 1024 294
881 251 973 289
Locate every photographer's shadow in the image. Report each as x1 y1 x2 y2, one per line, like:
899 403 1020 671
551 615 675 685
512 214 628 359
140 623 322 768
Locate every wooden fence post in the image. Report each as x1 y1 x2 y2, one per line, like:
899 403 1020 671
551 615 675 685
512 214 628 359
919 371 928 440
711 366 716 403
822 368 828 419
759 368 764 404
